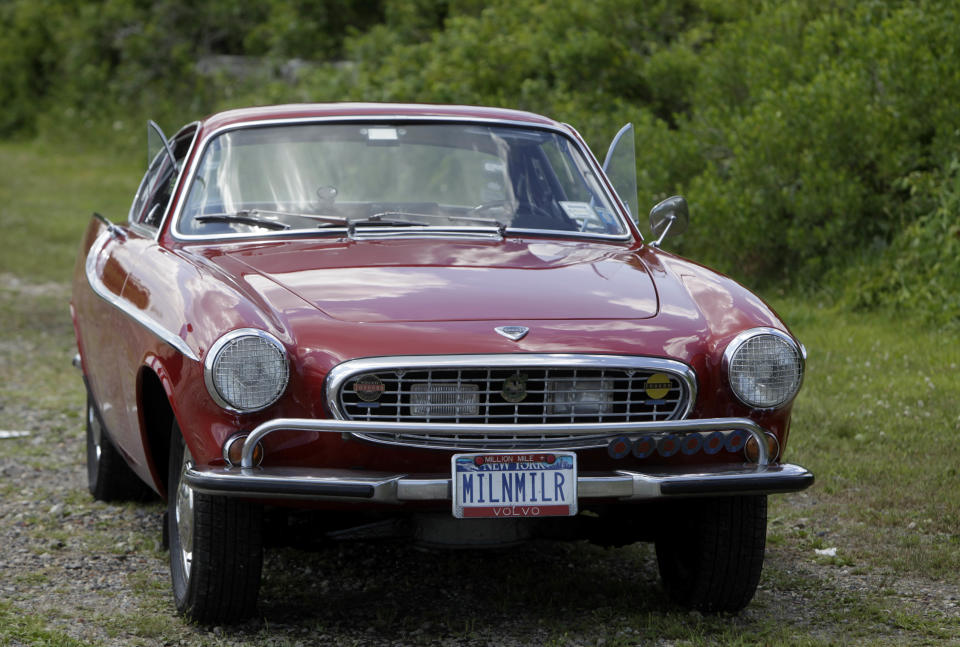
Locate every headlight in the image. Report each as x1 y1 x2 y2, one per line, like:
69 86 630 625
204 329 289 412
723 328 804 409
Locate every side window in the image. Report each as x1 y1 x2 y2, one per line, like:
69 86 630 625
129 153 166 226
129 128 195 229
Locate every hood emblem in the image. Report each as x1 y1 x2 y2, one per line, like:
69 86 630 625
495 326 529 341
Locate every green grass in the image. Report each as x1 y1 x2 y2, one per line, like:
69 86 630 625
773 298 960 582
0 601 92 647
1 139 958 645
0 139 140 283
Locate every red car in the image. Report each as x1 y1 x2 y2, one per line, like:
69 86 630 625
71 103 812 622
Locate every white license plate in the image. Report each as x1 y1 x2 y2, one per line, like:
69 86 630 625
451 452 577 519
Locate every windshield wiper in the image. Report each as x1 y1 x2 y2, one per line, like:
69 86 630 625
194 209 353 231
194 211 290 231
243 209 348 227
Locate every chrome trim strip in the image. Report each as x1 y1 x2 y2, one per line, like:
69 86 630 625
168 114 634 243
722 327 805 410
84 231 199 362
348 226 504 241
238 416 769 468
325 353 697 422
154 122 200 239
184 461 813 501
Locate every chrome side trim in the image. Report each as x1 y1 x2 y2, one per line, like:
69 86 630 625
325 353 697 422
184 462 814 501
84 232 199 362
238 416 770 468
168 114 634 243
153 122 200 240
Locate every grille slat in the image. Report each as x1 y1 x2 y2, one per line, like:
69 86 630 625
335 360 691 450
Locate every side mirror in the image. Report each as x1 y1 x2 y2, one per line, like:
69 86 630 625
648 195 689 248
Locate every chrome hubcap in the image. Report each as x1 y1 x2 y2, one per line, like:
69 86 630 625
175 447 195 581
88 404 102 463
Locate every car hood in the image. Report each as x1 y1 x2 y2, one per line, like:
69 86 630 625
215 238 659 323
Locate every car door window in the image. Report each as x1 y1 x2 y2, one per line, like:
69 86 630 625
130 128 195 230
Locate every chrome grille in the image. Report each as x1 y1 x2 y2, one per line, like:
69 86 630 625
327 355 696 450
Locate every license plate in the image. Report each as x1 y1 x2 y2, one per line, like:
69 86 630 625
451 452 577 519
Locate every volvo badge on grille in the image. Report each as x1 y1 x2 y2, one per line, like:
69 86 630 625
495 325 529 341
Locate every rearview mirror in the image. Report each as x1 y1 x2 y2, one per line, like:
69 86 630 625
648 195 689 248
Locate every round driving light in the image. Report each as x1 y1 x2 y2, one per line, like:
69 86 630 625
680 433 703 455
632 435 656 459
657 435 680 457
724 428 748 452
724 328 804 409
204 329 289 412
607 436 632 459
703 431 726 455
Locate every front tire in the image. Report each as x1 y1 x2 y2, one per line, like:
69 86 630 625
85 389 152 502
655 495 767 613
167 422 263 623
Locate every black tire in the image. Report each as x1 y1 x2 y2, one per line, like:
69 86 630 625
654 495 767 613
167 421 263 623
86 389 153 502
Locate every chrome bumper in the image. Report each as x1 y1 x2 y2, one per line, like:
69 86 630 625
185 462 814 502
184 416 813 502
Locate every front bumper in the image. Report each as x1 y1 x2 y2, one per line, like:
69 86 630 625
184 417 814 502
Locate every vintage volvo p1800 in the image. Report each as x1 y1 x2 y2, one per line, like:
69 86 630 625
71 103 812 622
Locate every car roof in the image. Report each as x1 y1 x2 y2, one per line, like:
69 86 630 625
198 103 562 134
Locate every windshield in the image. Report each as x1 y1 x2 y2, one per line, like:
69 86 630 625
177 122 628 238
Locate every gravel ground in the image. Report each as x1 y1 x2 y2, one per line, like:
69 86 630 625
1 406 958 647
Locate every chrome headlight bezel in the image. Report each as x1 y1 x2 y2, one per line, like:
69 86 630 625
203 328 289 413
722 327 805 410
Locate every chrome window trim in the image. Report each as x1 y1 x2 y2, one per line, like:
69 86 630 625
168 115 634 244
722 327 805 410
84 231 199 361
203 328 290 413
326 354 697 450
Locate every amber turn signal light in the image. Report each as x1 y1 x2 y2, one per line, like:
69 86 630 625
744 433 780 463
223 434 264 467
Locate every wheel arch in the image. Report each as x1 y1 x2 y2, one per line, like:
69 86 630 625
136 360 178 500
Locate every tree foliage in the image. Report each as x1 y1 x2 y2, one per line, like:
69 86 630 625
3 0 958 324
